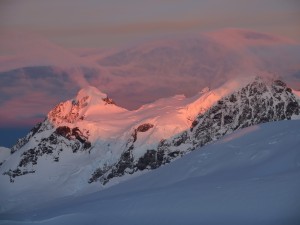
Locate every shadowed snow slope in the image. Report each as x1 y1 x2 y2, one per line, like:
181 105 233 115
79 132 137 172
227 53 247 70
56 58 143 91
1 120 300 225
0 147 10 166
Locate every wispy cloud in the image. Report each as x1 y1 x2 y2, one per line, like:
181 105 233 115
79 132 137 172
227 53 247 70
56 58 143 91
0 29 300 128
0 30 99 72
0 90 57 126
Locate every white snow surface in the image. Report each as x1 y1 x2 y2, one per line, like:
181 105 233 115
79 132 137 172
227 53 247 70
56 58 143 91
0 120 300 225
0 147 10 163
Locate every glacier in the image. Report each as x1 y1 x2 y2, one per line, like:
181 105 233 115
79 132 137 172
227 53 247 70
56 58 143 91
0 120 300 225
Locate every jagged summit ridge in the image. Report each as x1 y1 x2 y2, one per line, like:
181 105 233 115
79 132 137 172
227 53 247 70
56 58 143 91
76 86 117 106
1 77 299 189
48 86 125 126
92 77 300 184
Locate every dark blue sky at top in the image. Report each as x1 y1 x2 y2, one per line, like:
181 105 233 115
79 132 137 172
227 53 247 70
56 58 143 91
0 127 30 148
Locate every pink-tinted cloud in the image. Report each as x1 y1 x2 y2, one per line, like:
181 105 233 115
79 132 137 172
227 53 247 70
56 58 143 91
205 28 297 47
1 29 300 128
0 91 58 126
0 30 98 72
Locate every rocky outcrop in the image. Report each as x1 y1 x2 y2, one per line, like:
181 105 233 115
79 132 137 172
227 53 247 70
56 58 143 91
3 125 91 182
90 123 154 184
2 87 118 183
48 96 89 125
55 126 91 151
3 78 300 185
90 77 300 184
10 121 51 154
102 97 116 105
190 78 299 146
3 169 35 183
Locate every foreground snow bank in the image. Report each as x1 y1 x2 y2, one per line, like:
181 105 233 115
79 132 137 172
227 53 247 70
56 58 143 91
1 120 300 225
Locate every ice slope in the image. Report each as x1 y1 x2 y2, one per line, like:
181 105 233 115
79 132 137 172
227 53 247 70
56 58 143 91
1 120 300 225
0 147 10 166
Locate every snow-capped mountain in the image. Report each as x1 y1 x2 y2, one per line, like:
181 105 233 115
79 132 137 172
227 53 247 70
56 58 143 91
97 77 300 184
2 120 300 225
0 76 299 201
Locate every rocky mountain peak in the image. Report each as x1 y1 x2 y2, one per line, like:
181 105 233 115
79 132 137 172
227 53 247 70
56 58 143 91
47 86 119 126
92 77 300 184
75 86 118 108
2 77 300 187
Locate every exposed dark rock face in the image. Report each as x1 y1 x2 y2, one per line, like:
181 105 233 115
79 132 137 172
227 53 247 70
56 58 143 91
90 78 300 185
131 123 154 143
136 123 154 132
3 169 35 183
48 96 89 125
54 126 91 151
10 119 68 157
190 120 199 131
4 78 300 185
55 126 71 138
0 161 5 167
6 93 93 182
136 149 163 170
187 78 299 150
90 123 154 183
11 121 47 154
3 125 91 182
102 96 116 105
88 168 106 184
